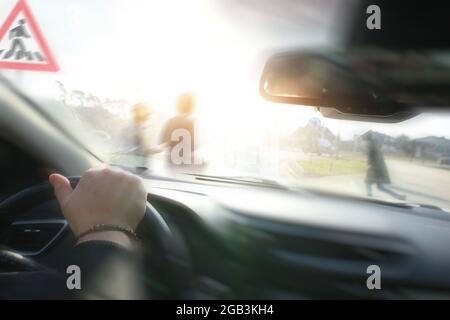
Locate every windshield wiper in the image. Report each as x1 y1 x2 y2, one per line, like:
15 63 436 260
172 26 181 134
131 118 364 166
185 174 288 189
400 202 447 211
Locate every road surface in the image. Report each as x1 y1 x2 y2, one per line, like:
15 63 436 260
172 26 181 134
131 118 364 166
292 159 450 210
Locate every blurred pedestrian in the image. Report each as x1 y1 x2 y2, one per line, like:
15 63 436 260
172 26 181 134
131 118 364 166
365 132 406 200
157 93 204 171
117 102 153 173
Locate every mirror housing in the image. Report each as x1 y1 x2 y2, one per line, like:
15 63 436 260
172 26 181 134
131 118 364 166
259 49 450 122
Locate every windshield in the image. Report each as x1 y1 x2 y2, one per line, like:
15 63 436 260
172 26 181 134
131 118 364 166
2 0 450 209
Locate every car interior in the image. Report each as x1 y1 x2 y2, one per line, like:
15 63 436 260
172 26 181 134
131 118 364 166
1 0 450 300
2 75 450 299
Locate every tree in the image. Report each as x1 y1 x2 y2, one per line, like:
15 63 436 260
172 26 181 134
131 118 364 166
395 134 413 155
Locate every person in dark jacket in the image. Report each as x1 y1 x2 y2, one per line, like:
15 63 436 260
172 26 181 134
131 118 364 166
365 132 406 200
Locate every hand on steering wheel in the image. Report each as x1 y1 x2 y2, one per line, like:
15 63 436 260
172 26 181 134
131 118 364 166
0 166 182 298
49 166 147 249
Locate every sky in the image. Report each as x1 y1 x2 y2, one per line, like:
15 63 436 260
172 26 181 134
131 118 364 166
0 0 449 143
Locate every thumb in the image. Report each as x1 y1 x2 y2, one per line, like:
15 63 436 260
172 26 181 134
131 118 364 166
49 173 73 208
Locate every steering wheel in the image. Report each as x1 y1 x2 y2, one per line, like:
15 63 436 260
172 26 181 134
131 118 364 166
0 177 187 298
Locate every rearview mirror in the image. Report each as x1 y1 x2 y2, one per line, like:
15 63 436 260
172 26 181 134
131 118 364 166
260 49 450 122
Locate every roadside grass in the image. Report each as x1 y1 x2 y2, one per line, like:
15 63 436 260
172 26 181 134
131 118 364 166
296 156 367 177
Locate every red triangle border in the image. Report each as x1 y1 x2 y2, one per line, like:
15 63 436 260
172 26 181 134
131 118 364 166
0 0 59 72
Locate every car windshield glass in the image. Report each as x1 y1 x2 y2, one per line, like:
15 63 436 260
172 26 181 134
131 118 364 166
2 0 450 210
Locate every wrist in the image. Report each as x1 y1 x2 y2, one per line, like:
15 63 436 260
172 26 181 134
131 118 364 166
76 230 137 250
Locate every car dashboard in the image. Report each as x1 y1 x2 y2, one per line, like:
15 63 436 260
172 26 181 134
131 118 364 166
2 177 450 299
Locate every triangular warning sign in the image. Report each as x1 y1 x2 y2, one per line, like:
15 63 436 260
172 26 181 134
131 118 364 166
0 0 58 72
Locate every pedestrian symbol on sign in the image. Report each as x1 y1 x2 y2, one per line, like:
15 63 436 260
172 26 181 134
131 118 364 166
0 0 58 72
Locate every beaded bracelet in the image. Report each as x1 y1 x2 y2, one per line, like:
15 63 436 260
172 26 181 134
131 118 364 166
75 224 139 243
